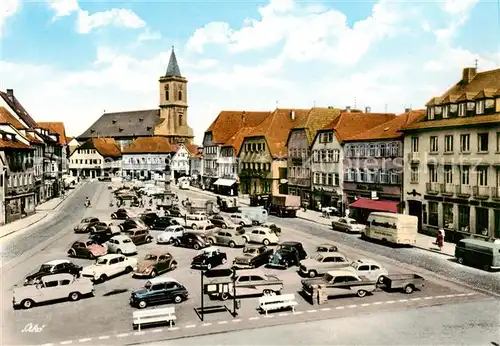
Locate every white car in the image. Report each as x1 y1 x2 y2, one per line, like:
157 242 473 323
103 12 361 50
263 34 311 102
105 235 137 255
13 273 93 309
332 217 366 233
157 226 185 244
347 259 388 284
230 214 252 226
81 254 137 283
243 227 279 246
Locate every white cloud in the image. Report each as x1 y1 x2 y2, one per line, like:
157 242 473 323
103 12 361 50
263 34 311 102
47 0 79 18
434 0 480 43
442 0 480 15
187 22 232 53
0 0 20 37
137 28 161 41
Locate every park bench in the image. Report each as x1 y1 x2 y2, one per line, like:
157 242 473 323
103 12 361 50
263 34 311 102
132 307 176 331
258 293 298 316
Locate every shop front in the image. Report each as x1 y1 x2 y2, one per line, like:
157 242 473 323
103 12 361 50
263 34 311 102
348 197 400 224
311 187 342 212
4 193 35 223
213 178 238 196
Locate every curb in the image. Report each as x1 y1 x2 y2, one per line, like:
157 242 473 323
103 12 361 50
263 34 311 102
413 244 455 258
0 214 48 239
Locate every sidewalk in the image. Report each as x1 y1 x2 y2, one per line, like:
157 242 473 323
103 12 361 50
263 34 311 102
187 186 455 257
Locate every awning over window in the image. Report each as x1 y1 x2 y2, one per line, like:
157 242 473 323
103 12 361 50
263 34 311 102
214 179 237 187
349 198 398 213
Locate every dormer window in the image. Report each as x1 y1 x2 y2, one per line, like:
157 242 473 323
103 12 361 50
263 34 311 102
476 100 485 114
139 118 144 122
458 103 466 117
443 106 449 119
428 107 435 120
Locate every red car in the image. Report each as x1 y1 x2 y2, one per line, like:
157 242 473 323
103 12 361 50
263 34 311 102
67 240 107 259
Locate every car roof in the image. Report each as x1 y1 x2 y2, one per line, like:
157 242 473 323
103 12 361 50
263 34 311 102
99 254 124 260
41 273 74 281
280 241 300 246
202 246 219 253
44 259 70 266
147 277 179 285
145 251 172 257
354 259 379 265
253 227 270 232
111 235 131 241
326 270 358 277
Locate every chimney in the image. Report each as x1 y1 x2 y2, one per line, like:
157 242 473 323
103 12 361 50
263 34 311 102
6 89 14 101
462 67 477 83
365 106 371 113
405 107 412 113
290 110 295 120
345 106 351 112
328 106 334 109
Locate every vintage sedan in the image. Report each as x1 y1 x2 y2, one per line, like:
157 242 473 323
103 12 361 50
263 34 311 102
157 225 185 244
229 214 252 226
81 254 137 283
134 252 177 278
173 232 210 250
67 240 107 259
13 273 94 309
191 246 227 270
120 218 149 232
151 216 181 230
111 208 136 220
121 228 153 245
332 218 366 233
233 246 274 269
208 229 246 248
268 242 308 269
347 259 388 284
24 260 82 285
209 215 232 228
243 228 280 246
314 243 339 253
73 217 100 233
299 252 350 278
261 222 281 236
105 235 137 255
130 277 188 309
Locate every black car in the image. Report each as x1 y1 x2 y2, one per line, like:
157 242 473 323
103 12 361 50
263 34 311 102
130 278 189 310
267 241 308 269
173 232 210 250
209 215 231 228
191 247 227 270
88 222 110 234
74 217 100 233
151 216 180 230
111 209 134 220
233 245 274 269
24 260 82 285
140 212 159 228
120 218 149 231
164 207 183 218
89 230 115 244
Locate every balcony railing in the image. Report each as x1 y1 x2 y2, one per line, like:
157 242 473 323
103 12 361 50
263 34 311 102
473 185 490 199
492 186 500 200
440 183 455 195
407 152 420 163
455 184 471 197
426 182 440 194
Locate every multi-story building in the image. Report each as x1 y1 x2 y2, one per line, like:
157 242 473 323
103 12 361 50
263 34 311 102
170 143 198 180
190 146 203 183
202 111 270 191
286 108 342 206
402 67 500 240
342 109 424 223
121 137 173 180
310 110 395 211
67 137 80 155
38 122 69 175
239 109 310 196
69 138 121 178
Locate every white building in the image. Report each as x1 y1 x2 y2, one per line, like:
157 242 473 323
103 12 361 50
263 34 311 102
402 67 500 240
170 143 194 180
121 137 173 181
69 138 122 178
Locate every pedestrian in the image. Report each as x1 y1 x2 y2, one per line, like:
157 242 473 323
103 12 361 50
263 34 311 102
436 229 444 251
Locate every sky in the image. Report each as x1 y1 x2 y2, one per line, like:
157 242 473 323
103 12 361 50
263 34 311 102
0 0 499 143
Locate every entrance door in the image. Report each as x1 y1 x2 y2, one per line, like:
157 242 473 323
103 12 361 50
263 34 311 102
91 170 96 178
408 200 422 231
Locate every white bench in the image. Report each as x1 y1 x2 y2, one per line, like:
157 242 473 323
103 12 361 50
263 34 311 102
132 307 176 331
258 293 298 315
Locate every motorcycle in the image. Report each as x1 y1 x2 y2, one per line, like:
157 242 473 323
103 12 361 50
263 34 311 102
84 201 91 208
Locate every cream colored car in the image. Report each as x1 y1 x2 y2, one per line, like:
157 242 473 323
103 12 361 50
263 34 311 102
243 227 279 246
13 273 94 309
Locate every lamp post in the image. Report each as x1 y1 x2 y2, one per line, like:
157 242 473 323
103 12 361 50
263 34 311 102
231 265 238 317
200 268 204 321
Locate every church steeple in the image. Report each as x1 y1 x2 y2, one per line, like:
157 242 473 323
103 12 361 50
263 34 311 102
165 46 182 77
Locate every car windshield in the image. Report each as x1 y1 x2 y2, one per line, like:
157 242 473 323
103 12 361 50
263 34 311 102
144 254 157 261
96 258 108 265
86 241 97 246
350 261 359 269
243 248 257 254
313 254 324 261
349 220 359 225
82 218 91 223
317 247 328 252
122 238 132 244
276 245 291 251
323 273 334 282
39 264 53 272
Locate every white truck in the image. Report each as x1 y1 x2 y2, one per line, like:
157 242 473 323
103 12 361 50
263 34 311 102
240 206 268 225
268 195 300 217
363 212 418 246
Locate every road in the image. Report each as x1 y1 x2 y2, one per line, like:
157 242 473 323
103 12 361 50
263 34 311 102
0 182 498 345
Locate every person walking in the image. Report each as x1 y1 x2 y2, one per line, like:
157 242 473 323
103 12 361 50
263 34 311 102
436 229 444 251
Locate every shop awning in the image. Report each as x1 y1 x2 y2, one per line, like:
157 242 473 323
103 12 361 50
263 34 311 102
214 179 237 187
349 198 398 213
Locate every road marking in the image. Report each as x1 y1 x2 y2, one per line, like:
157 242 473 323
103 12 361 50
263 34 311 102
278 313 289 316
456 293 467 297
78 338 92 343
361 303 370 307
373 301 383 305
202 323 212 327
320 308 331 311
435 295 446 299
347 305 357 308
184 325 196 329
385 301 395 304
398 299 408 303
248 317 259 320
336 306 345 310
170 327 180 331
218 321 228 324
424 296 434 300
232 319 242 323
60 342 73 345
151 329 163 333
293 311 303 315
445 294 455 298
116 333 129 338
264 315 275 318
466 292 476 296
411 297 421 301
133 332 146 336
307 309 317 313
98 336 110 340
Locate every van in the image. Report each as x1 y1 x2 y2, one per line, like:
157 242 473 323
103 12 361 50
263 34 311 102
179 180 189 190
364 212 417 246
183 214 210 230
240 207 268 225
455 238 500 271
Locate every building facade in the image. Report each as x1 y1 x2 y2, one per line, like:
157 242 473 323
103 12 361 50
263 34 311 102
190 147 203 182
69 138 121 178
170 144 191 180
402 67 500 240
121 137 173 181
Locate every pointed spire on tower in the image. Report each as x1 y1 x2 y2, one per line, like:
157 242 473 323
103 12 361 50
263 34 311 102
165 46 182 77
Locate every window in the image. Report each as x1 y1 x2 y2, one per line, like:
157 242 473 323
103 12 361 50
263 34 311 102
165 85 169 100
430 136 438 152
476 167 488 186
313 172 319 184
428 202 438 226
458 205 470 232
411 137 419 152
325 150 333 162
390 170 400 184
390 142 399 156
478 133 489 152
444 135 453 152
444 166 453 184
354 146 360 157
327 173 333 186
410 166 419 183
313 150 318 162
460 134 470 152
369 144 376 156
379 143 387 157
320 150 326 162
322 173 327 185
476 100 485 114
327 132 333 142
443 203 454 229
358 169 365 182
334 173 339 186
428 107 435 120
332 149 340 162
443 105 449 118
476 207 489 235
458 103 466 117
428 165 438 182
45 281 59 288
366 169 375 183
379 170 388 184
178 91 182 101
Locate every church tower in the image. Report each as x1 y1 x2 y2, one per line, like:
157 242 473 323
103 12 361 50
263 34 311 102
155 47 194 143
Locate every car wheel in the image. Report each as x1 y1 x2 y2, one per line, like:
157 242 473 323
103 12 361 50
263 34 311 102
68 249 76 257
483 264 490 271
21 299 34 309
146 236 153 243
192 224 198 230
206 263 212 270
150 270 157 278
88 253 96 260
239 222 245 226
333 246 338 252
262 238 270 246
170 262 177 270
125 266 133 273
221 224 227 229
457 257 464 264
111 214 116 219
174 239 180 247
99 274 108 283
228 241 236 248
69 292 80 301
89 227 96 234
377 276 385 284
116 249 122 255
173 295 183 304
193 243 200 250
283 261 289 269
243 237 249 243
357 290 367 298
308 270 317 278
222 258 227 264
138 300 147 309
208 238 214 245
404 285 414 294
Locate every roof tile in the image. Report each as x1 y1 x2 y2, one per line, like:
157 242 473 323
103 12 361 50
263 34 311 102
439 68 500 101
403 113 500 131
37 122 68 145
122 136 173 154
78 138 121 157
0 91 38 128
0 107 25 129
206 111 271 145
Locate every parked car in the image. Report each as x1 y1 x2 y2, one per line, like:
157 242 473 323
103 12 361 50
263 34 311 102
179 214 212 230
268 241 308 269
229 214 252 226
105 235 137 255
314 243 339 253
81 254 137 283
139 212 159 228
67 240 107 259
243 227 280 246
207 271 283 300
209 215 232 228
88 222 112 234
121 228 153 245
13 273 94 309
299 252 350 278
173 231 210 250
347 259 388 284
261 222 281 236
332 218 366 233
162 206 184 217
226 224 245 235
119 218 149 232
74 217 100 233
301 270 377 299
150 216 181 230
89 230 115 245
111 208 136 220
24 260 82 285
156 225 185 244
191 246 228 270
233 246 274 269
134 252 177 278
130 277 189 309
208 229 246 248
